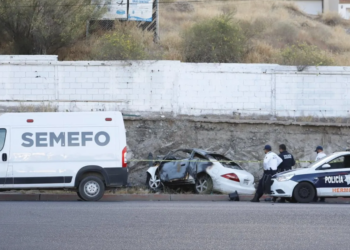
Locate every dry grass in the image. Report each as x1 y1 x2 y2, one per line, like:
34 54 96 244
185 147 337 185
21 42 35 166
55 0 350 66
111 187 151 194
243 41 280 64
17 102 58 112
319 12 348 26
58 22 159 61
158 0 350 65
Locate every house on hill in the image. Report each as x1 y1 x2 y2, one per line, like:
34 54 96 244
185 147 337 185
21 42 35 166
339 0 350 19
291 0 339 15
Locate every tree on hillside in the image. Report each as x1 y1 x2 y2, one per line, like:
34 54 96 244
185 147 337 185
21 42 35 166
182 14 246 63
0 0 104 55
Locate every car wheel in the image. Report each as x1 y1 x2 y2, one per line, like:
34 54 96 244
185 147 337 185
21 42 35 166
76 191 83 200
78 176 105 201
147 173 162 191
195 174 213 194
293 182 315 203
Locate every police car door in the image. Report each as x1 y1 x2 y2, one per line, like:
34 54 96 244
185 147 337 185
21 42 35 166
316 156 350 197
0 128 11 187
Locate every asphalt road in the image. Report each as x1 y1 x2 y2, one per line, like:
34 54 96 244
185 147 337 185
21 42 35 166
0 201 349 250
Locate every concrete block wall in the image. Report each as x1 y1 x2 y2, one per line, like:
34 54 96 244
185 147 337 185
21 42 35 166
0 56 350 118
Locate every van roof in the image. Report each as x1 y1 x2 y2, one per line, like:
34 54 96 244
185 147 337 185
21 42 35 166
0 112 123 127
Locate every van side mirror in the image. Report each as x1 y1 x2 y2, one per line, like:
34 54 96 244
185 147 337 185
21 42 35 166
321 164 331 169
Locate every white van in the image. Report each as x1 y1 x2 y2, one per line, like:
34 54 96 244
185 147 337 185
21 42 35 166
0 111 128 201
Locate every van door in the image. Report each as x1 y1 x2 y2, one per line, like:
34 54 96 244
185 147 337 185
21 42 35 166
0 128 10 187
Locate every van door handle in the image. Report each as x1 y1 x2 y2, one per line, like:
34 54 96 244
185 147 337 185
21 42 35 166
2 153 7 162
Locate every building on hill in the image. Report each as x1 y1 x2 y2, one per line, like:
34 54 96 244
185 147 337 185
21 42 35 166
291 0 339 15
323 0 340 12
339 0 350 19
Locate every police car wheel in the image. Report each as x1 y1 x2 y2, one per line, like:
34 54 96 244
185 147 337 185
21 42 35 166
293 182 315 203
78 176 105 201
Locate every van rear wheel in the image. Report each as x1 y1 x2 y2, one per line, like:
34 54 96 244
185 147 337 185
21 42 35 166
78 176 105 201
77 191 83 200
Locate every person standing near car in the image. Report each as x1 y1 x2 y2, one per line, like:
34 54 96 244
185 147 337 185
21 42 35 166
278 144 295 173
315 146 326 161
276 144 295 203
251 145 282 202
315 146 327 202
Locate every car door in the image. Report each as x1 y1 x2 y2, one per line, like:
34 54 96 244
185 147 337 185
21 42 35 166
159 150 192 183
315 155 350 197
0 128 11 187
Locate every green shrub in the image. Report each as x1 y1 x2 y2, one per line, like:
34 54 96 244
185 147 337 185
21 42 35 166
91 23 148 60
182 14 245 63
281 42 333 71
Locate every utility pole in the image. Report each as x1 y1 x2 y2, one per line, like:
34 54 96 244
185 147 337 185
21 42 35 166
155 0 159 42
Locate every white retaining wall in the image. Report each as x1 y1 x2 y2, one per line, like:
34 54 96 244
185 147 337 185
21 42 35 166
1 56 350 117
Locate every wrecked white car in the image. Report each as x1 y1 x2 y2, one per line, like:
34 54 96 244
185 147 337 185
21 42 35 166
146 149 256 195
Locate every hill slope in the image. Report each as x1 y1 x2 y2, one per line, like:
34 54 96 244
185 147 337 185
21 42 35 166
159 0 350 65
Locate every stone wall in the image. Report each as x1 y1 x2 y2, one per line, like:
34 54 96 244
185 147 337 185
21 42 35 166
126 117 350 185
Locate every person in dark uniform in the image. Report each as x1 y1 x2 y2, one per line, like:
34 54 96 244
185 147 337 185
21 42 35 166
278 144 295 173
276 144 295 203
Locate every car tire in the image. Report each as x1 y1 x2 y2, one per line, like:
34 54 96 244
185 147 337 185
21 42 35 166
147 173 162 191
78 176 105 201
293 182 315 203
77 191 83 200
195 174 213 194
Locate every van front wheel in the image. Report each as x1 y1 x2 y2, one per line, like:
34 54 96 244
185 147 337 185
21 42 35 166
78 176 105 201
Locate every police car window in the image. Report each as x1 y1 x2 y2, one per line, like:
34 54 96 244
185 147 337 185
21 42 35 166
0 129 6 151
328 156 348 169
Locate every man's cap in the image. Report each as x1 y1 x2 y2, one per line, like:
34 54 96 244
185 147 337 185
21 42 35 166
264 145 272 150
315 146 323 152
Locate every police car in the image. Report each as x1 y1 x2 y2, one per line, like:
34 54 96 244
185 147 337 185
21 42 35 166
271 152 350 203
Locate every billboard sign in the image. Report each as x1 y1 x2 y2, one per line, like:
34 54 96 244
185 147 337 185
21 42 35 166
128 0 153 22
93 0 128 20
